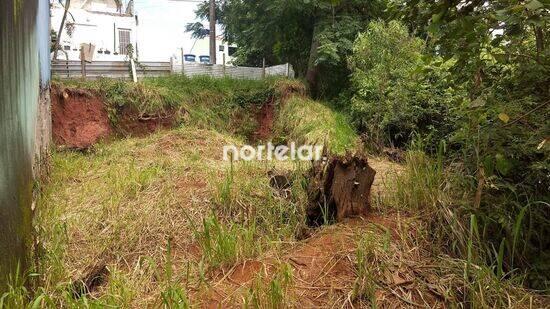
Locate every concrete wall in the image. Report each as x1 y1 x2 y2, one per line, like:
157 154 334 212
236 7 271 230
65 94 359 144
0 0 51 290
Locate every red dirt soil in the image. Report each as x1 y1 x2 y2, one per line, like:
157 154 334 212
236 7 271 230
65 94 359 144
252 102 275 141
51 87 112 150
252 84 306 142
51 86 179 149
116 107 178 137
196 214 446 308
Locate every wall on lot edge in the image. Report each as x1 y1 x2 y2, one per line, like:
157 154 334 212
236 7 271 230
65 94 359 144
0 0 51 291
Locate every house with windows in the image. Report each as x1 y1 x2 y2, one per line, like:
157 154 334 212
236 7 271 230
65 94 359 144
181 36 237 65
50 0 138 61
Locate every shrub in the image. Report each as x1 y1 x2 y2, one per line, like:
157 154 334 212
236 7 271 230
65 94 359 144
348 20 464 150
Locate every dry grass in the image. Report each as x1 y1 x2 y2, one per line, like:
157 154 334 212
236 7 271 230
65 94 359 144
34 127 243 306
24 128 547 308
31 125 311 307
2 84 541 308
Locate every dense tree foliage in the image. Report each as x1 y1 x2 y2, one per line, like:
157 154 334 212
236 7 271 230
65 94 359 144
195 0 550 289
346 1 549 289
188 0 387 97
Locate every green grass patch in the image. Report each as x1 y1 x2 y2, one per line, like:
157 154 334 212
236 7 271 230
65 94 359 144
53 75 292 139
275 97 360 155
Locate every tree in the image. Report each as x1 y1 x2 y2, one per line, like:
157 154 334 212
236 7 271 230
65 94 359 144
390 0 550 289
190 0 387 97
52 0 71 60
348 20 462 148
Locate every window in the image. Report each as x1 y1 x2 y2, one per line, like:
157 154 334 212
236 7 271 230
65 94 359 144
118 28 131 55
184 54 196 62
218 45 224 52
228 46 237 56
199 55 210 63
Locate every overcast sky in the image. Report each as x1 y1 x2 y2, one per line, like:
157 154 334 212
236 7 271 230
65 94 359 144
134 0 209 60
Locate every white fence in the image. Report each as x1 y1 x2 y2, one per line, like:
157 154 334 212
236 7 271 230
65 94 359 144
52 59 295 80
52 60 171 79
179 63 294 80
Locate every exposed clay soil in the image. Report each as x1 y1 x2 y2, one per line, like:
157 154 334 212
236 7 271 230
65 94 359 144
115 108 178 137
252 82 306 142
51 87 112 150
195 213 448 308
252 102 275 142
51 86 178 149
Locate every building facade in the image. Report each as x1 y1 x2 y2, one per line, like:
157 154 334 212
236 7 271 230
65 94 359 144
51 0 139 61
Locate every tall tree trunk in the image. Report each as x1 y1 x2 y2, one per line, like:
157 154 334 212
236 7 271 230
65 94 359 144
534 26 545 62
209 0 217 64
306 22 320 98
53 0 71 60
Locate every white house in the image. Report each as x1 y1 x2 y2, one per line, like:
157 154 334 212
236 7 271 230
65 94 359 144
178 36 237 65
129 0 236 65
50 0 139 61
51 0 237 65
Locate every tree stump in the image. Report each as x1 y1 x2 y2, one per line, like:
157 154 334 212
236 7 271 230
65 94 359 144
306 154 376 225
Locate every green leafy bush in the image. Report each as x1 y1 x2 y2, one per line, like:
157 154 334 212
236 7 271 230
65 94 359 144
348 17 550 289
348 20 465 150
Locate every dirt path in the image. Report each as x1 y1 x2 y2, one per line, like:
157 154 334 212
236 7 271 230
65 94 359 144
196 213 448 308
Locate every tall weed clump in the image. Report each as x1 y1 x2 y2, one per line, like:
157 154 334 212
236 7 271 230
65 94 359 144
210 161 308 257
384 145 546 306
385 139 471 255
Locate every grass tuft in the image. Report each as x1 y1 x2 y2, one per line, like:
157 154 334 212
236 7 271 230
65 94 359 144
275 97 360 155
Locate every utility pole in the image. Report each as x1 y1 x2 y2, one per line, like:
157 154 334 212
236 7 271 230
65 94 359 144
209 0 216 64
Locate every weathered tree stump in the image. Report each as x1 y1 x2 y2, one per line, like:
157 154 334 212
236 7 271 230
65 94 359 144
306 154 376 225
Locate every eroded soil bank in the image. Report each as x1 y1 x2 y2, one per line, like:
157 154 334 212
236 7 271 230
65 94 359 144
51 85 177 149
51 87 112 149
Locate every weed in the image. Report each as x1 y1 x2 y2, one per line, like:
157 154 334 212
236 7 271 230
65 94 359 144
160 285 190 309
194 214 239 268
211 161 307 252
352 232 385 304
244 263 294 309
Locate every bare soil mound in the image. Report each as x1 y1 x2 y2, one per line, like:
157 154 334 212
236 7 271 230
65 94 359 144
51 86 112 150
199 214 448 308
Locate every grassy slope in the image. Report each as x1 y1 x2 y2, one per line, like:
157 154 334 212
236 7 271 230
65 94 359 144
33 127 307 307
2 76 546 308
275 96 360 155
53 75 278 139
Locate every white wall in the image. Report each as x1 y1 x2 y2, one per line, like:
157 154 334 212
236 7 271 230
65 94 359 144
71 0 120 13
51 0 237 64
175 37 236 66
134 0 235 65
51 1 137 61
